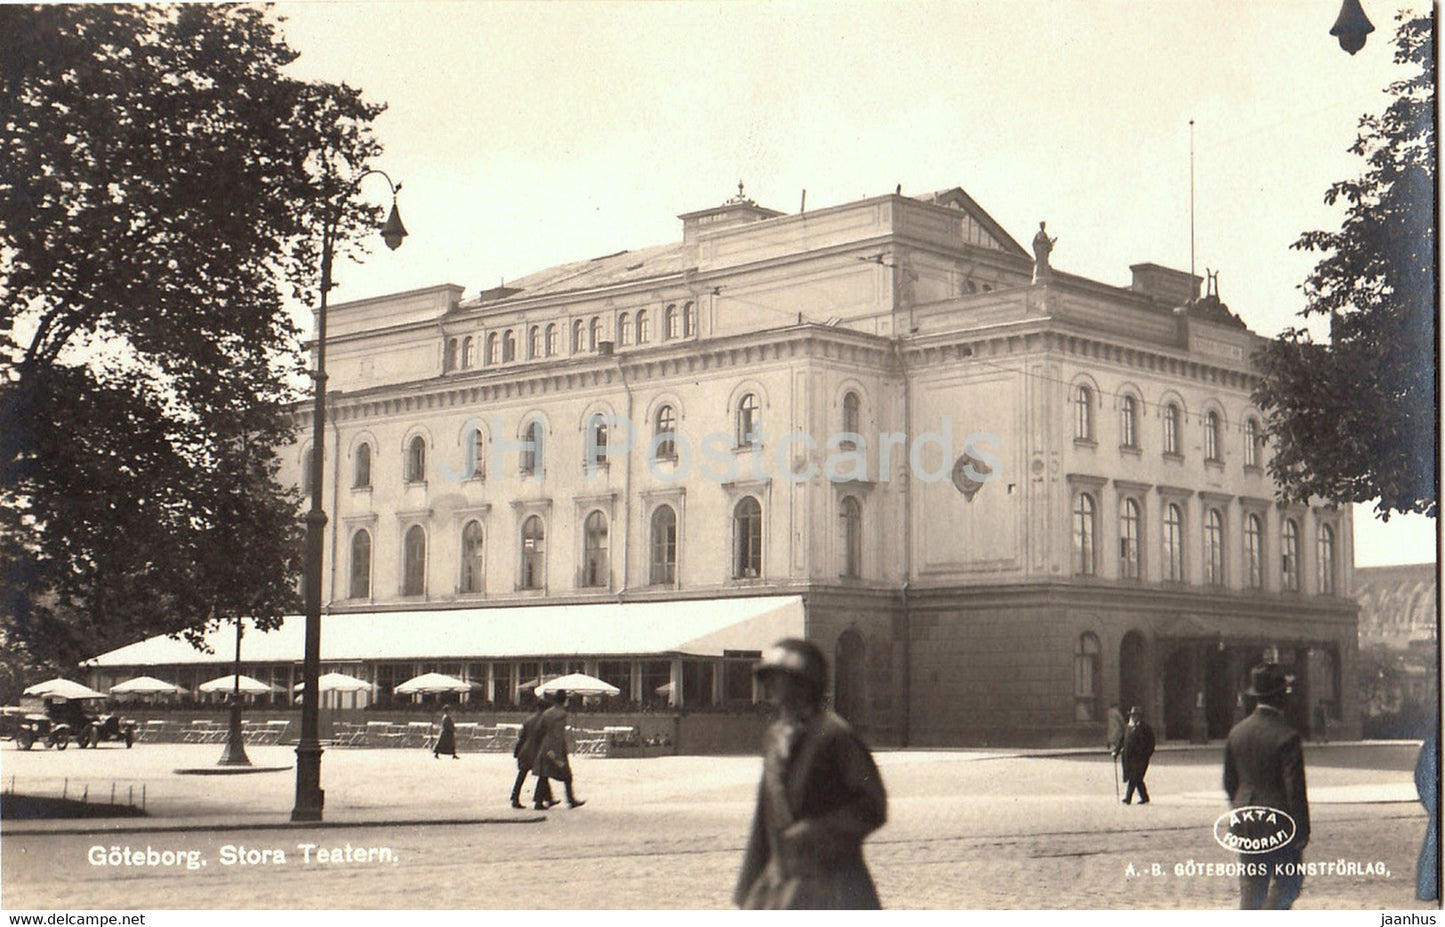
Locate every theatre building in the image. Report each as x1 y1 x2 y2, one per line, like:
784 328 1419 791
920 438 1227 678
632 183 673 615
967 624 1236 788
89 185 1359 746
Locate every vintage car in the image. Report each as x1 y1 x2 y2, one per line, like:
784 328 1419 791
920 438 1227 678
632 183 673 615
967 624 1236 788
4 698 135 749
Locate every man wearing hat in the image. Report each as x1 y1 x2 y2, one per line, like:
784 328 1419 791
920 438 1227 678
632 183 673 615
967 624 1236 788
1120 706 1156 805
734 638 887 909
1224 662 1311 909
531 689 584 810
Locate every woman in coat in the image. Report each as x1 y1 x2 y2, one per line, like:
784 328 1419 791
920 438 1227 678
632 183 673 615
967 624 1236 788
734 638 887 910
432 705 458 759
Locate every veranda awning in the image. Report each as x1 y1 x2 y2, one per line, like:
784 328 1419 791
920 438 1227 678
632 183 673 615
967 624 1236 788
84 595 804 668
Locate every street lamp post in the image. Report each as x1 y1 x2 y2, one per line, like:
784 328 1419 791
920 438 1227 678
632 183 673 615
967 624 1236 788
292 169 406 822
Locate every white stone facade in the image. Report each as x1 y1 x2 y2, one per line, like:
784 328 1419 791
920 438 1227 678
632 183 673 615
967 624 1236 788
277 186 1358 746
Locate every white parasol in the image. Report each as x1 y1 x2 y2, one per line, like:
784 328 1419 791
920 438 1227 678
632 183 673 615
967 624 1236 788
394 672 473 695
535 673 620 698
293 672 373 694
197 674 277 695
109 675 186 696
23 678 107 700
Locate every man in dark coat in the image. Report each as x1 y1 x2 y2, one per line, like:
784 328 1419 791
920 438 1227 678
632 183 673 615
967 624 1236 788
735 638 887 910
510 699 553 809
1120 706 1155 805
432 705 458 759
1224 662 1311 910
531 689 584 809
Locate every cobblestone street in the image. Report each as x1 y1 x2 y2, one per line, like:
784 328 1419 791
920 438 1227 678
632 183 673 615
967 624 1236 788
1 742 1431 910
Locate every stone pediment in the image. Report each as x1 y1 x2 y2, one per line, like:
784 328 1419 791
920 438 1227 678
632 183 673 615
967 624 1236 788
915 187 1029 258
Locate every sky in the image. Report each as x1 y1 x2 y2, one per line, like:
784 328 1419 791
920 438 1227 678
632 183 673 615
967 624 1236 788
269 0 1437 568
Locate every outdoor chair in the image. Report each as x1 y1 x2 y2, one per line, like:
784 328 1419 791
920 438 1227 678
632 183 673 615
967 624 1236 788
260 719 289 745
365 720 404 747
404 720 432 749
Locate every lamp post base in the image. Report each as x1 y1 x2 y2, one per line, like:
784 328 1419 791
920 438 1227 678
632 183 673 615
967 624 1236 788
291 742 325 821
218 700 252 766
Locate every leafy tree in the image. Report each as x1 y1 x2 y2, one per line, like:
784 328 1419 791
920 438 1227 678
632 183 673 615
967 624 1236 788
0 5 388 681
1253 12 1436 520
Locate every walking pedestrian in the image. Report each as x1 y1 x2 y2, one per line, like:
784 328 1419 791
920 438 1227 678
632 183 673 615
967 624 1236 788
510 698 554 809
734 638 887 910
532 689 584 809
1120 706 1155 805
432 704 458 759
1223 662 1311 910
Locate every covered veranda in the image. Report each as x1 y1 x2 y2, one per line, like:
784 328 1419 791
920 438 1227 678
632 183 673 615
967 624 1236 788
83 595 804 712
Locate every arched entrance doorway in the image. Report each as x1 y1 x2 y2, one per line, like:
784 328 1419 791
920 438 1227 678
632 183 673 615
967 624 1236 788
1119 630 1148 716
835 630 866 726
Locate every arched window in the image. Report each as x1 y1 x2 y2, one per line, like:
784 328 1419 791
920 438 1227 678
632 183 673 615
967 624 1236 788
843 391 861 436
682 301 695 337
1205 411 1222 461
1164 503 1184 582
1120 395 1139 448
635 309 649 344
664 304 679 340
1282 519 1300 591
520 515 545 590
618 312 633 346
650 505 677 586
582 510 609 588
1245 418 1262 468
545 323 559 357
653 404 677 460
736 393 760 448
1072 492 1096 575
1245 514 1264 589
520 421 542 476
402 525 427 596
1205 508 1225 585
572 319 585 353
349 529 371 600
462 336 475 368
485 332 499 365
1119 498 1140 579
840 496 862 578
1163 402 1181 455
528 326 541 360
733 497 762 579
460 521 484 595
405 436 426 483
445 338 458 372
1074 384 1094 441
1074 632 1101 722
353 442 372 489
589 317 602 351
1317 523 1336 594
467 427 485 480
502 329 516 362
587 414 608 469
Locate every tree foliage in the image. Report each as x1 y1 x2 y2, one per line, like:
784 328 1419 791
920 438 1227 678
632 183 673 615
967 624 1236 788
0 4 388 680
1253 12 1436 520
